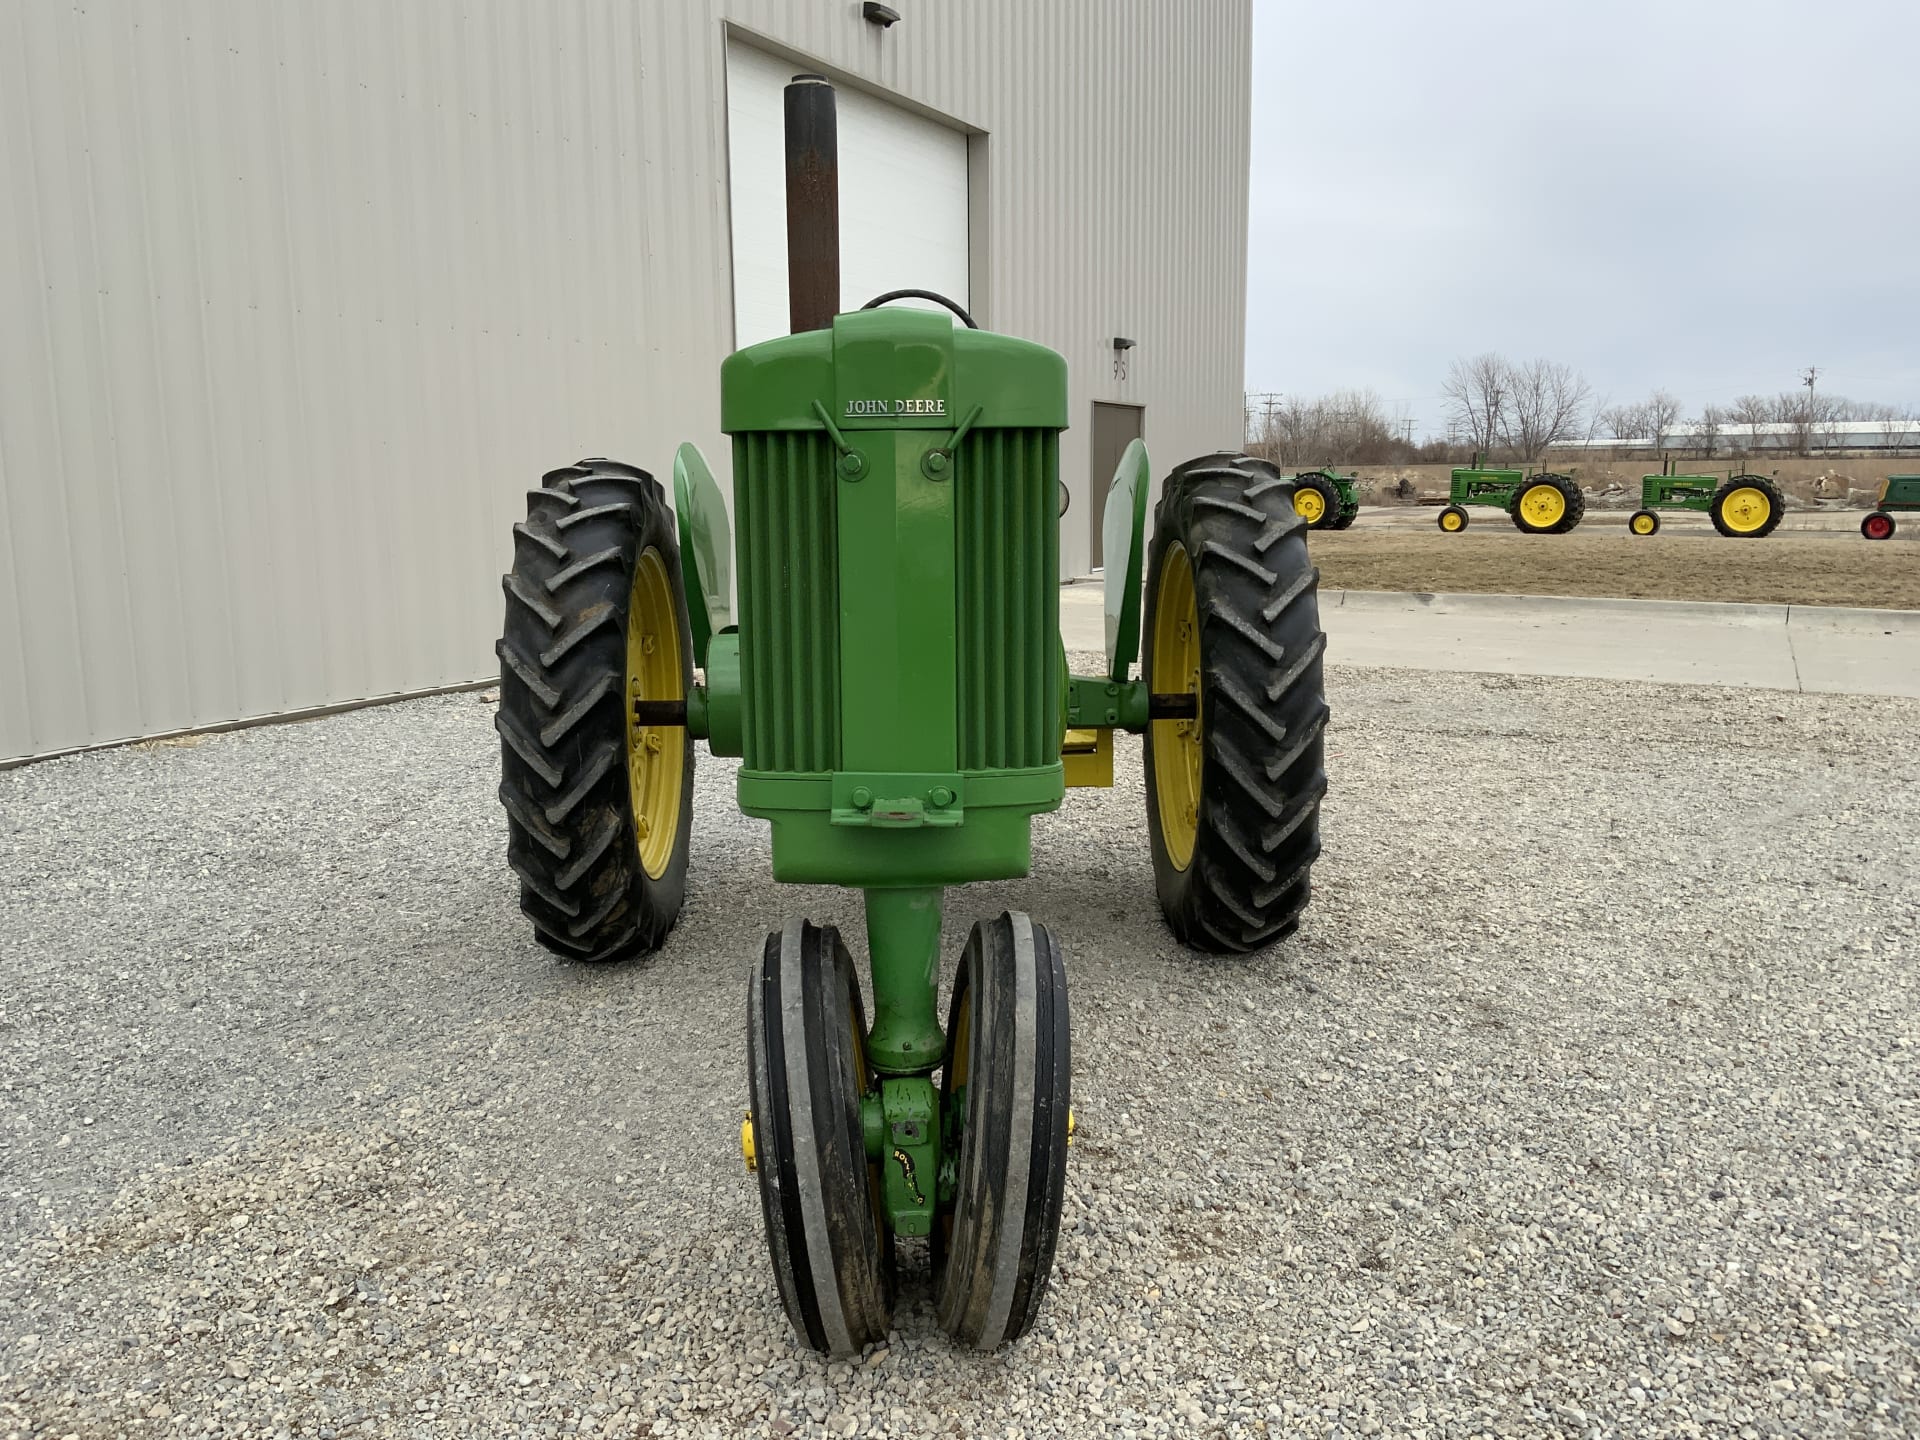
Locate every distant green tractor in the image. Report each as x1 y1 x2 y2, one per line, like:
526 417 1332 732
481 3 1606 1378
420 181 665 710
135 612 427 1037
1861 475 1919 540
1628 463 1785 538
1434 455 1584 534
1289 469 1360 530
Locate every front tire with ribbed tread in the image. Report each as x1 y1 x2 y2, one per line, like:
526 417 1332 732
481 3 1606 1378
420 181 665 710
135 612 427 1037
496 458 693 963
935 912 1071 1350
1144 454 1330 953
748 921 893 1356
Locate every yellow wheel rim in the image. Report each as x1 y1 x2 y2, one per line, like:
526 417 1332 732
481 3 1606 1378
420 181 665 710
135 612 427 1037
625 548 685 880
1517 484 1567 528
1150 543 1202 871
1720 487 1771 534
1441 510 1464 532
1632 513 1655 535
1293 488 1326 524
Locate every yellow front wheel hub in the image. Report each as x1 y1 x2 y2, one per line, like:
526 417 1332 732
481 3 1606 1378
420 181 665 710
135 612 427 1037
741 1112 756 1172
1293 488 1326 524
1150 543 1203 871
1720 487 1771 533
1632 513 1656 535
625 548 686 879
1441 509 1465 532
1517 484 1567 529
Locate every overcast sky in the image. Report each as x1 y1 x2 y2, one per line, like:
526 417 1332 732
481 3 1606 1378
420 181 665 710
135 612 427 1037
1246 0 1920 438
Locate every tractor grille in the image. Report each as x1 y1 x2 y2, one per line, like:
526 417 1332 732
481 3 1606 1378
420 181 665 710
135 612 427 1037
733 431 841 773
955 428 1059 771
732 426 1059 777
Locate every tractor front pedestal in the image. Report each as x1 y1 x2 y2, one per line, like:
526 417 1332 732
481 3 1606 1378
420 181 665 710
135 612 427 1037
860 887 947 1241
862 888 947 1075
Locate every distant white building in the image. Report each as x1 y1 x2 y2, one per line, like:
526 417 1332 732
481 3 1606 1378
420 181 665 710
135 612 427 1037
1560 420 1917 453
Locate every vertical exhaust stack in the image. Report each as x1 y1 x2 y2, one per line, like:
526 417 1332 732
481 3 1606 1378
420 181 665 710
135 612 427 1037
784 74 840 335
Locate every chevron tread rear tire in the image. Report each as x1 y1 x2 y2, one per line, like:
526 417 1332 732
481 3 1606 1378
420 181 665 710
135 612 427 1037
1710 475 1785 538
1143 454 1329 953
496 458 694 963
1291 471 1341 530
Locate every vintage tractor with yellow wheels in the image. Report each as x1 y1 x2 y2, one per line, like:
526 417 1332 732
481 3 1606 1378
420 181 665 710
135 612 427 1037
492 76 1328 1355
1433 455 1585 534
1627 462 1785 538
1288 468 1360 530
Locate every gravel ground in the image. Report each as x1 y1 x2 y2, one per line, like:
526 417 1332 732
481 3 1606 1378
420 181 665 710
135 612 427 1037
3 658 1917 1439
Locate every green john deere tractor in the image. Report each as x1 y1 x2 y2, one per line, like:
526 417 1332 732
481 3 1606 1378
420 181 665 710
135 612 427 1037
1434 455 1585 534
1861 475 1919 540
493 76 1328 1355
1289 468 1360 530
1627 462 1785 538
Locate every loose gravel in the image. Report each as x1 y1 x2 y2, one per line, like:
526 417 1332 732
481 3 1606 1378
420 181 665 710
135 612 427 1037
2 659 1917 1439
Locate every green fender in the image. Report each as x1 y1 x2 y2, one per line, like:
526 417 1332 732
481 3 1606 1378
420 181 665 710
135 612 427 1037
1101 438 1152 682
672 442 733 668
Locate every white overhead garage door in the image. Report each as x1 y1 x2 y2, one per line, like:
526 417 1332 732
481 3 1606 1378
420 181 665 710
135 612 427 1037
725 43 970 350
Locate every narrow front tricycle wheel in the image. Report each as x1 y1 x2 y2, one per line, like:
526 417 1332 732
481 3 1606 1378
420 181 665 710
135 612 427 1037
747 921 892 1355
935 913 1071 1350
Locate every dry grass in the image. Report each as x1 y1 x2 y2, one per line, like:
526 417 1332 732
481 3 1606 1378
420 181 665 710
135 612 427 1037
1309 528 1920 610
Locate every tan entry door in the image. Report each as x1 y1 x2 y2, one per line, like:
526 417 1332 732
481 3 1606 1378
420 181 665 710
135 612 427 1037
1089 402 1144 569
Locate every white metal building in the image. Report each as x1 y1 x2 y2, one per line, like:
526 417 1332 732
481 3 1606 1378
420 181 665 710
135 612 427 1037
0 1 1253 763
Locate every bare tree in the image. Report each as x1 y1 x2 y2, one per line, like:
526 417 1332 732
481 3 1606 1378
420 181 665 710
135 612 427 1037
1500 358 1593 463
1775 391 1815 455
1645 391 1684 457
1252 389 1408 467
1600 404 1648 443
1441 353 1509 458
1875 405 1916 453
1729 394 1772 453
1691 404 1725 458
1263 395 1319 468
1815 393 1854 452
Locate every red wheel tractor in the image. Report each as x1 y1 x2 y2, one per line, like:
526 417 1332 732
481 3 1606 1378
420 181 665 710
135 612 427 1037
1860 476 1918 540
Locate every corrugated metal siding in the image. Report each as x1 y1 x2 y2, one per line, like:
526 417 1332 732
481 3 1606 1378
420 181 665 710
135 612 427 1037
0 0 1250 762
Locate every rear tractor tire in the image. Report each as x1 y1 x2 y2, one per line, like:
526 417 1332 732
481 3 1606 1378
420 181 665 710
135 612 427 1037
1438 505 1469 532
1509 474 1585 534
1862 511 1897 541
1710 475 1784 538
496 458 695 963
1142 454 1329 953
1290 471 1341 531
1629 509 1660 536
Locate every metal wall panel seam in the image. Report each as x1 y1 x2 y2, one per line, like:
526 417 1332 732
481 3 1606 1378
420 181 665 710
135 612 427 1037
12 8 98 752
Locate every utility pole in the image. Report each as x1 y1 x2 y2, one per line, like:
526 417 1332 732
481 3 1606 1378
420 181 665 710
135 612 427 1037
1244 390 1281 459
1802 366 1819 398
